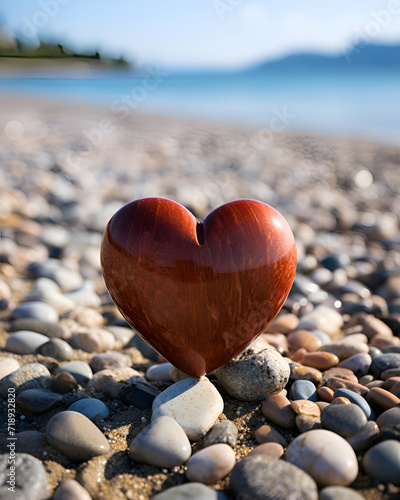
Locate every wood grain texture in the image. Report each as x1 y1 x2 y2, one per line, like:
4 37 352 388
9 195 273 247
101 197 296 377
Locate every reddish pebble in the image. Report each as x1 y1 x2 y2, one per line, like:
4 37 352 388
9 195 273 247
376 407 400 428
248 442 284 458
370 334 399 349
291 400 320 417
255 424 288 447
262 394 296 429
321 367 358 385
290 363 322 384
382 377 400 390
381 368 400 380
265 314 299 334
326 377 369 397
367 387 400 410
331 397 351 405
287 330 321 353
292 347 307 362
301 352 339 370
317 386 334 403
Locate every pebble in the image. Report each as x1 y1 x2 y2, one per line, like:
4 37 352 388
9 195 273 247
368 386 400 409
146 362 173 382
71 328 115 353
326 377 369 397
46 410 110 462
129 416 191 468
127 332 159 361
266 313 299 334
301 352 339 370
5 330 49 354
321 367 358 385
376 407 400 428
56 361 93 384
370 352 400 378
333 388 375 420
319 340 369 360
321 403 367 437
295 414 322 432
289 379 317 401
261 394 296 428
363 440 400 486
346 421 380 451
9 318 66 338
67 398 110 419
52 371 78 394
202 420 238 448
0 362 51 397
230 454 318 500
105 325 134 345
290 363 322 384
287 329 322 352
291 400 320 417
27 259 83 292
255 424 288 446
339 353 372 378
53 480 93 500
64 280 101 308
67 306 104 328
10 300 59 323
215 347 289 401
319 486 365 500
27 277 75 315
377 423 400 442
186 443 235 484
286 429 358 486
381 367 400 380
247 442 284 458
0 453 48 500
152 483 228 500
317 386 334 402
89 352 131 372
16 388 64 414
152 377 223 441
88 367 143 399
0 357 20 379
119 379 160 408
38 338 73 360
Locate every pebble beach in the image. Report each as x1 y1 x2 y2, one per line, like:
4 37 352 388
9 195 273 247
1 94 400 499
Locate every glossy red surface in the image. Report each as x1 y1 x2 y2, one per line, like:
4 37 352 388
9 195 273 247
101 198 297 377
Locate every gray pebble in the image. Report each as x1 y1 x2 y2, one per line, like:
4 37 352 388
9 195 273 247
5 330 49 355
38 338 73 361
319 486 365 500
90 352 131 372
202 420 238 448
53 480 92 500
56 361 93 383
27 260 83 292
363 440 400 486
152 482 228 499
105 325 134 345
9 318 66 338
64 281 101 308
339 353 371 378
16 388 64 414
67 398 109 419
0 363 51 398
321 404 367 438
230 453 318 500
333 388 375 420
0 453 48 500
10 301 59 323
289 379 317 401
370 353 400 377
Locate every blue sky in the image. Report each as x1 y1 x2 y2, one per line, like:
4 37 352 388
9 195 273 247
2 1 400 69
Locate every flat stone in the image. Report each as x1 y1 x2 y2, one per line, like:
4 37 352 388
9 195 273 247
38 338 73 361
321 367 358 385
10 301 59 323
255 424 288 446
56 361 93 384
230 454 318 500
53 479 92 500
247 442 284 458
46 410 110 462
0 357 20 379
90 352 131 372
16 388 64 414
152 377 223 441
289 363 322 384
286 429 358 487
382 367 400 380
261 394 296 429
71 328 115 353
0 453 48 500
370 353 400 378
67 398 110 419
146 362 173 382
301 352 339 370
202 420 238 448
291 400 320 417
129 416 191 468
376 407 400 428
215 347 290 401
346 421 380 452
119 380 159 408
368 387 400 410
9 318 66 338
0 363 51 398
5 330 49 355
289 379 317 401
333 388 375 420
321 403 367 438
326 377 369 397
339 353 372 378
186 443 235 484
319 486 365 500
88 367 143 399
152 483 228 500
287 330 322 353
319 340 369 360
363 440 400 486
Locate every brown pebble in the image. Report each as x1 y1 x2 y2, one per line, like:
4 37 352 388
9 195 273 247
364 380 384 389
265 314 299 334
287 330 321 352
331 397 351 405
301 352 339 370
359 374 374 386
290 363 322 384
346 312 393 339
317 386 334 403
315 401 330 411
367 387 400 410
262 394 296 429
291 399 320 417
370 334 399 349
382 377 400 390
295 414 321 433
321 367 358 385
291 347 307 362
389 381 400 398
326 377 369 397
381 368 400 380
255 424 288 447
51 372 78 394
248 442 284 458
376 407 400 428
347 421 380 451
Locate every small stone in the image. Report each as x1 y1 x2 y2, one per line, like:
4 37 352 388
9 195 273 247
105 325 134 345
339 353 372 378
38 338 73 361
363 440 400 486
71 328 115 353
290 363 322 384
287 330 322 353
333 388 375 420
317 386 334 402
186 444 235 485
291 400 320 417
261 394 296 429
321 367 358 385
346 421 380 451
53 480 92 500
27 277 75 315
64 281 101 308
230 454 318 500
295 414 322 433
152 377 223 441
0 362 51 397
52 372 78 394
146 362 173 382
319 486 365 500
152 483 226 500
289 379 317 401
0 357 20 379
16 388 64 414
321 403 367 438
88 367 143 399
297 305 343 339
202 420 238 448
0 453 48 500
370 352 400 378
67 398 110 419
382 367 400 380
10 300 58 324
368 387 400 410
319 340 368 360
376 407 400 428
326 377 369 397
9 318 66 338
376 424 400 442
255 424 288 446
301 352 339 370
247 442 284 458
119 380 159 408
46 411 110 462
266 313 299 334
56 361 93 384
129 416 191 468
215 347 290 401
89 352 131 372
14 430 46 459
67 307 104 328
286 429 358 486
5 330 49 354
331 397 350 405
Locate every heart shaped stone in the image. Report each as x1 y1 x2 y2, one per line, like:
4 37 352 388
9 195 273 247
101 198 296 377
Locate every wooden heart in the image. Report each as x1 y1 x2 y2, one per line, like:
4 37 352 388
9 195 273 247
101 198 296 377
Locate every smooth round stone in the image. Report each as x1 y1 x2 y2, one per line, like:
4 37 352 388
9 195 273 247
301 352 339 370
371 353 400 378
289 363 322 384
321 403 367 438
376 407 400 428
186 443 235 484
326 377 369 397
146 362 173 382
377 424 400 442
363 440 400 486
202 420 238 448
90 352 131 372
346 421 380 452
105 325 134 345
5 330 49 355
27 277 75 315
286 429 358 486
152 483 227 500
262 394 296 429
295 414 322 433
88 367 143 399
255 424 288 446
53 479 92 500
339 353 372 378
67 398 109 419
152 377 223 441
46 411 110 462
38 338 73 361
319 340 368 360
71 328 115 353
129 416 191 468
297 305 343 338
215 347 290 401
287 330 322 352
52 372 78 394
0 357 20 379
230 454 318 500
56 361 93 384
10 301 59 323
321 253 350 271
318 386 334 402
119 380 159 408
9 318 66 338
64 281 101 308
319 486 365 500
248 442 284 458
14 430 46 458
333 388 375 420
0 453 48 500
368 387 400 410
0 362 51 397
291 400 320 417
27 260 83 292
16 388 64 414
382 367 400 380
321 367 358 385
289 379 317 401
